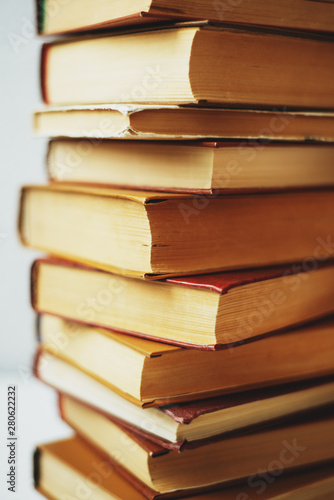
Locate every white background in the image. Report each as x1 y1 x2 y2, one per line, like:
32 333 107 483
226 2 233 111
0 2 71 498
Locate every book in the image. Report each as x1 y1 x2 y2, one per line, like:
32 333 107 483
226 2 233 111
19 186 334 277
54 401 334 497
57 376 334 449
37 0 334 36
41 26 334 108
34 437 334 500
32 260 334 347
47 140 334 194
36 315 334 407
34 105 334 142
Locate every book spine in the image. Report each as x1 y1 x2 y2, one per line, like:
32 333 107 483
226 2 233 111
41 44 50 104
58 393 66 421
17 188 26 248
30 261 40 311
45 141 53 181
60 393 184 452
35 315 42 343
36 0 44 34
33 447 41 487
32 347 42 379
66 430 162 500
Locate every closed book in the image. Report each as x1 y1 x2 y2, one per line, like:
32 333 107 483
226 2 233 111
32 260 334 348
34 105 334 142
37 0 334 35
34 437 334 500
41 26 334 108
56 400 334 498
19 186 334 276
57 377 334 450
35 315 334 406
47 140 334 194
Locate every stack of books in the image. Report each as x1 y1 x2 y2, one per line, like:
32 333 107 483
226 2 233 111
20 1 334 498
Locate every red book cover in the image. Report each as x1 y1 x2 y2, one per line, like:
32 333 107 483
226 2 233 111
58 376 334 452
31 257 332 350
59 396 334 500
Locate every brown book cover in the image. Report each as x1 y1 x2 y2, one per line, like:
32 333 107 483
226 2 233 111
36 0 334 35
59 404 334 499
40 26 334 109
57 375 334 452
46 139 334 195
34 105 334 143
34 436 334 500
19 184 334 278
34 314 334 407
31 257 334 349
37 8 177 36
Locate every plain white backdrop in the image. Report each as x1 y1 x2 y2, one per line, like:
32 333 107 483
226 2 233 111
1 0 46 370
0 2 71 499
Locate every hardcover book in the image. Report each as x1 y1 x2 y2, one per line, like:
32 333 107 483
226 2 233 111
19 186 334 276
47 140 334 194
34 105 334 142
31 261 334 348
56 403 334 498
57 376 334 450
35 315 334 406
41 26 334 108
37 0 334 36
20 0 334 498
34 437 334 500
